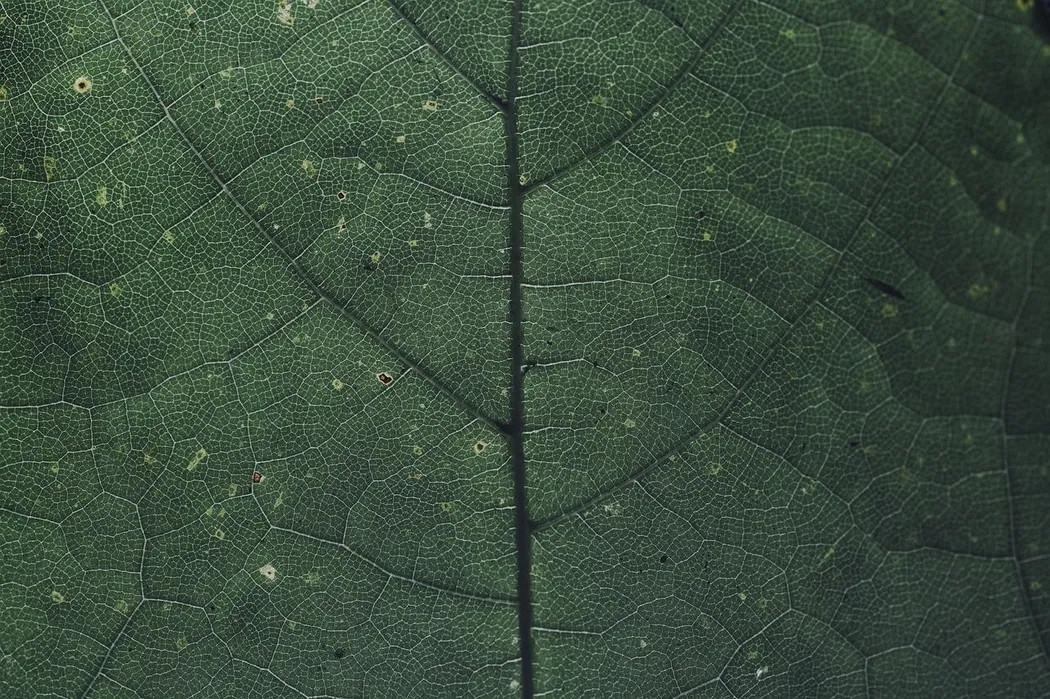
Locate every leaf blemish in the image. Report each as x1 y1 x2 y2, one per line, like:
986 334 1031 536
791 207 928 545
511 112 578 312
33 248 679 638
861 276 905 300
73 76 92 94
377 372 393 386
259 563 277 580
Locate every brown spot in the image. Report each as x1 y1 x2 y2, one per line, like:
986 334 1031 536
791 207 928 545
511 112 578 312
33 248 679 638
377 372 393 386
336 191 345 201
314 95 324 105
252 471 262 483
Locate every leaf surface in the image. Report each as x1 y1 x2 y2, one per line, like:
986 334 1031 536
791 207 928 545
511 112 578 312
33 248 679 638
1 0 1048 697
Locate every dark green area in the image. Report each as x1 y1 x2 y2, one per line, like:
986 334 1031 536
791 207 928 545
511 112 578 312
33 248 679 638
1 0 1048 697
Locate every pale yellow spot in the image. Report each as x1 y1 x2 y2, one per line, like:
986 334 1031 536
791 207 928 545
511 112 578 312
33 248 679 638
422 99 438 112
1017 0 1033 10
737 591 747 601
623 418 636 428
779 28 796 40
407 239 419 247
186 447 208 471
96 184 107 207
302 570 321 585
948 175 958 187
331 378 344 390
1016 133 1025 145
214 99 222 109
997 197 1007 212
726 139 738 154
969 145 979 156
115 599 129 613
881 303 898 319
109 282 123 297
968 282 992 300
43 156 58 182
423 211 433 229
822 546 836 563
51 590 65 603
218 66 234 79
518 173 528 185
212 528 225 540
285 98 295 109
370 251 382 264
631 348 641 358
73 76 92 94
273 491 284 509
301 159 316 177
412 445 423 456
591 95 604 106
440 501 454 513
276 0 294 25
174 635 188 651
702 231 712 241
259 563 277 580
395 134 406 144
473 440 487 455
50 461 59 474
185 6 196 15
0 86 7 101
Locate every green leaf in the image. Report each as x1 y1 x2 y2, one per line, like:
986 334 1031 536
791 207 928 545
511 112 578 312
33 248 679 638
1 0 1048 697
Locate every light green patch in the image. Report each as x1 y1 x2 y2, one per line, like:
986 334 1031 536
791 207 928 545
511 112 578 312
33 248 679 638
331 378 344 390
43 156 58 181
779 28 796 40
96 184 107 207
881 303 898 318
51 590 65 604
422 99 438 112
440 501 454 513
108 282 123 297
174 635 188 651
186 447 208 471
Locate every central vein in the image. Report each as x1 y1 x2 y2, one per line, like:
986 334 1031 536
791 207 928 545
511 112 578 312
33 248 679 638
505 0 534 696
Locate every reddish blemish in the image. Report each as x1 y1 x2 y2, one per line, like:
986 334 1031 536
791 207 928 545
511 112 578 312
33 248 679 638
252 471 262 483
377 372 393 386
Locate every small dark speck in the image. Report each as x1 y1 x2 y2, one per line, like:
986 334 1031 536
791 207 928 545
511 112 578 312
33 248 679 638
362 256 377 272
660 554 668 564
314 96 324 105
695 210 706 220
848 438 860 448
334 648 345 660
861 276 905 300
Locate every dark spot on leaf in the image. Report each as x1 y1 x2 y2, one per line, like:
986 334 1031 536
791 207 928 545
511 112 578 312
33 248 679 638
695 210 706 220
522 361 536 377
1036 0 1050 41
377 372 393 386
314 96 324 105
848 438 860 448
0 257 6 267
336 191 345 201
861 276 905 300
252 471 262 483
334 647 345 660
660 554 668 563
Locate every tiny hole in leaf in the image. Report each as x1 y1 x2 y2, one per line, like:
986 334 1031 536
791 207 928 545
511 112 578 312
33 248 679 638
377 372 393 386
336 191 345 200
